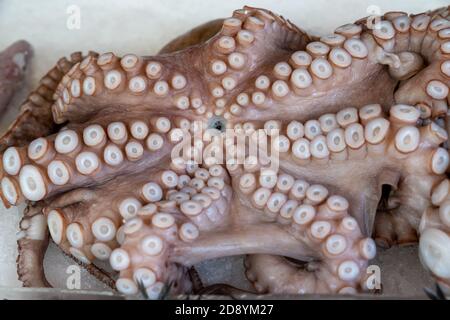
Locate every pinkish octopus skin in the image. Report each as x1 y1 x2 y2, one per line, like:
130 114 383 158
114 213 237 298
0 41 32 116
1 6 450 297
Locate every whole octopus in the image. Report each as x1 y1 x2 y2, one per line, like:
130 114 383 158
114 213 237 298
1 6 450 298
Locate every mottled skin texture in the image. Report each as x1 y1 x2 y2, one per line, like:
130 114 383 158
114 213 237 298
1 6 450 297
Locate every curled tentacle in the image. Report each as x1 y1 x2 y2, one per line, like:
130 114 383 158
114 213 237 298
16 202 51 287
355 8 450 121
244 193 376 294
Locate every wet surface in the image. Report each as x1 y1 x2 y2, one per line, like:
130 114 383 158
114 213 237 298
0 0 444 299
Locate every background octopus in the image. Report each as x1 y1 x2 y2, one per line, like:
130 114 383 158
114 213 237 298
0 41 32 118
0 5 449 298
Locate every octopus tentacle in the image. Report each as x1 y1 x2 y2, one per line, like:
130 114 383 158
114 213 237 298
419 178 450 295
0 117 176 206
394 61 450 119
16 202 51 287
0 51 98 152
50 52 204 124
41 160 232 296
244 191 375 294
111 213 194 297
17 194 115 289
216 14 398 122
50 9 311 126
197 6 310 101
356 9 450 120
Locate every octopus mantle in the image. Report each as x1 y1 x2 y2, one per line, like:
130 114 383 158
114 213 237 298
1 6 450 298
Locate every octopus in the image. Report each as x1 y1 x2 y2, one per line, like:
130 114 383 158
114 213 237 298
1 6 450 298
0 40 32 117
